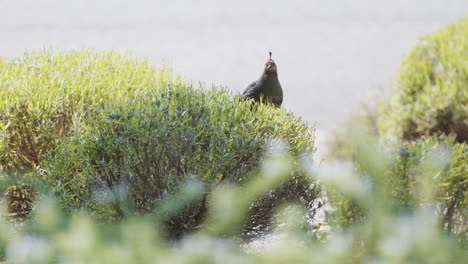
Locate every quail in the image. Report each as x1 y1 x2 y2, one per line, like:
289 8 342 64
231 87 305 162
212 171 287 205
242 52 283 107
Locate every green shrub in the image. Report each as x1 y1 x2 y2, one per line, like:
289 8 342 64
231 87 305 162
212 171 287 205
379 18 468 142
327 135 467 240
42 78 318 239
327 19 468 239
0 50 169 171
0 50 318 237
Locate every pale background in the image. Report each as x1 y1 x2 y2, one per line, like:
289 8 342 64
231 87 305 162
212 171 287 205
1 0 467 144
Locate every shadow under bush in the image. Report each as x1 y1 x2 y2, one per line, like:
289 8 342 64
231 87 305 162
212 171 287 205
43 83 319 239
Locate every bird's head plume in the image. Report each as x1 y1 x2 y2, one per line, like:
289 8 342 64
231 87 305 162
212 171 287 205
264 51 277 75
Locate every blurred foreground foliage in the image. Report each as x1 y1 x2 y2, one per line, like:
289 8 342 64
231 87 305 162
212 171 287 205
1 139 466 263
326 134 467 242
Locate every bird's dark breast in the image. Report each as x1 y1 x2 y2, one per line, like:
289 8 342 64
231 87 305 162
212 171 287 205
262 77 282 95
256 77 282 107
242 74 283 107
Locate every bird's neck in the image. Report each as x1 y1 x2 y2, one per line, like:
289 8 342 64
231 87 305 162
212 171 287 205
261 71 278 80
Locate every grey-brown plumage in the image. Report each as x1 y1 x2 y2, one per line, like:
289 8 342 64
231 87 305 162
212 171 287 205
242 52 283 107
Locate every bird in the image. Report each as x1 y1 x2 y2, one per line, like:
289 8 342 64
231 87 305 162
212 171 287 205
242 52 283 107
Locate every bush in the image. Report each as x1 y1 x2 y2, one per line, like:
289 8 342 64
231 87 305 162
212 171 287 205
0 50 168 171
326 135 467 240
42 74 318 239
1 50 318 236
326 19 468 238
379 18 468 143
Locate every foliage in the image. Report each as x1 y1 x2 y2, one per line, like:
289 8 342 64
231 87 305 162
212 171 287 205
386 136 467 236
325 19 468 242
379 18 468 142
0 50 173 219
0 50 318 238
326 134 467 242
1 27 467 261
1 140 466 263
0 50 169 171
36 66 317 238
